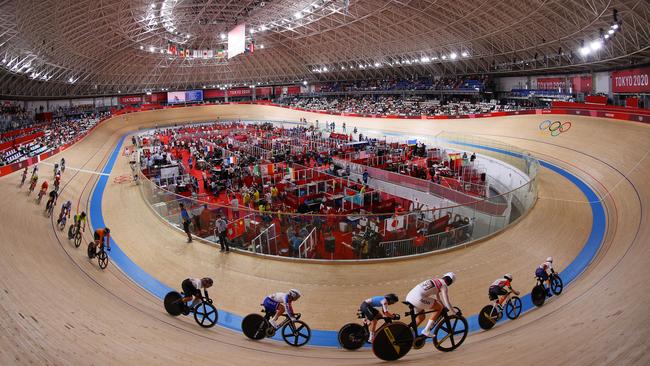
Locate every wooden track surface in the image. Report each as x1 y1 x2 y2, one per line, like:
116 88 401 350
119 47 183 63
1 105 649 365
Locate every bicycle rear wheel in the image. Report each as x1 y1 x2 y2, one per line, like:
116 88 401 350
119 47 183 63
241 313 268 340
163 291 184 316
432 314 468 352
371 322 413 361
531 284 546 307
478 305 498 330
338 323 368 350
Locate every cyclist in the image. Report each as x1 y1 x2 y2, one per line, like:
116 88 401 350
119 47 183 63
93 227 111 255
53 163 59 178
37 180 49 202
60 158 66 172
180 277 214 314
57 201 72 226
71 211 87 237
405 272 456 338
31 164 38 179
536 257 555 297
45 189 59 213
263 289 302 329
53 173 61 191
360 293 399 343
21 167 28 186
29 174 39 193
488 273 520 306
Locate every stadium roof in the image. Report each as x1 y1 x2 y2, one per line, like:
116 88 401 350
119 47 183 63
1 0 649 97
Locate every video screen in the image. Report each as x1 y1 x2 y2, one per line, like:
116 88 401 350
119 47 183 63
167 91 186 104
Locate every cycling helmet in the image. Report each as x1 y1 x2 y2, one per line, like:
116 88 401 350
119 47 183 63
289 289 302 300
504 273 513 281
384 293 399 305
442 272 456 285
105 227 110 234
65 201 72 208
546 256 553 263
202 277 214 287
80 211 87 218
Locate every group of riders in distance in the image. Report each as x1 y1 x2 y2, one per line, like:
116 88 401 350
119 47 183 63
167 257 562 361
21 159 112 269
21 157 563 361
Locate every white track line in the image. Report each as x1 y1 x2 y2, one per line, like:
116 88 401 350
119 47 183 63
39 161 109 176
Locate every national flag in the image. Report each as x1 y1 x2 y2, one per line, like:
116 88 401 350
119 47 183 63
193 49 201 58
168 43 177 55
179 47 185 57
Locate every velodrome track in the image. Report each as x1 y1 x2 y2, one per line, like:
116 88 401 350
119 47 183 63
1 104 649 365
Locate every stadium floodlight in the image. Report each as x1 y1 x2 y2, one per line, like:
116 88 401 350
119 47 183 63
441 55 447 60
220 33 226 40
450 52 458 60
322 66 328 72
374 62 381 67
294 11 302 19
303 80 308 85
260 44 265 49
149 46 155 52
589 40 603 51
579 47 590 56
461 51 469 57
608 29 615 35
420 56 430 63
612 23 619 30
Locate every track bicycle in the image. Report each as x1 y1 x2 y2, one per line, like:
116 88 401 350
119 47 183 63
478 290 522 330
68 221 83 247
371 302 468 361
241 307 311 347
164 290 219 328
338 309 399 350
87 241 109 269
532 270 563 307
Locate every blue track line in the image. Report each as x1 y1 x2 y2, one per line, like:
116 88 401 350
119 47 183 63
89 132 606 347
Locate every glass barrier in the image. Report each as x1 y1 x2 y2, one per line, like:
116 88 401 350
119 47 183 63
136 126 538 261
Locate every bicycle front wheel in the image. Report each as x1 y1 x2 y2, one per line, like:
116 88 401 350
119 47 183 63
550 274 563 295
506 296 522 320
282 320 311 347
432 314 468 352
193 302 218 328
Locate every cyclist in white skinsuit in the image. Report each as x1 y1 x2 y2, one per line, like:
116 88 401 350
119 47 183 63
405 272 456 337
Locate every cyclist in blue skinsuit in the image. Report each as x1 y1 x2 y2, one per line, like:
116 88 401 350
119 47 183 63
360 293 399 343
263 289 301 329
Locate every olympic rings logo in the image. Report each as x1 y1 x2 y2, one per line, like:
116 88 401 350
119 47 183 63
539 120 571 136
